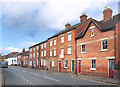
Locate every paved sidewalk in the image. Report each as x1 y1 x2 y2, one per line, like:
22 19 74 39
21 66 119 85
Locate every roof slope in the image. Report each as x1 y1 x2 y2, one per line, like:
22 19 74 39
75 14 120 39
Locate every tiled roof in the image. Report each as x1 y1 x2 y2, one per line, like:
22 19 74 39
75 14 120 39
17 51 29 56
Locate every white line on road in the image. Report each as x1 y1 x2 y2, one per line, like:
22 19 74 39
43 76 60 82
6 69 34 85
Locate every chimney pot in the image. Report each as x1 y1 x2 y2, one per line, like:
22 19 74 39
65 22 71 29
80 12 87 22
22 48 25 53
103 5 113 21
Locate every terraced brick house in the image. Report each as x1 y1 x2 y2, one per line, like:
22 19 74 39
75 6 120 78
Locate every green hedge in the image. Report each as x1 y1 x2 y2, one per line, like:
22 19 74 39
116 61 120 70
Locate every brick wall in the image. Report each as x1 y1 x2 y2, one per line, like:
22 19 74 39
77 22 115 76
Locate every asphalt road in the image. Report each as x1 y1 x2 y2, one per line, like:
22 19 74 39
2 66 118 86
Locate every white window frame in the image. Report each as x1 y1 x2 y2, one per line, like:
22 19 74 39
33 47 35 52
50 50 52 57
54 49 56 56
90 59 96 70
68 33 71 41
50 40 52 47
67 46 71 55
30 54 32 59
91 28 94 36
52 60 54 67
41 51 43 57
44 50 46 56
41 44 43 49
44 43 46 48
101 40 107 50
81 44 85 53
33 53 35 58
64 60 68 68
41 59 43 65
54 39 56 46
37 46 39 50
61 36 64 43
61 48 64 55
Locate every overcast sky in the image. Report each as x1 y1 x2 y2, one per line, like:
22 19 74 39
0 0 119 55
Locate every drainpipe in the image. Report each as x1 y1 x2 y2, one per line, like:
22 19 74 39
114 26 117 70
75 39 78 75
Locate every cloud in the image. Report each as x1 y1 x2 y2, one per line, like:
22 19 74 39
0 47 22 55
1 0 112 31
20 42 37 46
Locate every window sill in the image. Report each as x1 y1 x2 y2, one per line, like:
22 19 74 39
100 49 108 52
81 52 85 54
90 68 96 70
64 67 68 69
91 35 94 37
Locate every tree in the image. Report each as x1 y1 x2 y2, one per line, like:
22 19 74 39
0 54 2 59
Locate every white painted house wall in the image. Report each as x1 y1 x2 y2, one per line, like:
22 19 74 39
6 57 17 65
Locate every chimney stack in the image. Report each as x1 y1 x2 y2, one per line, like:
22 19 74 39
22 48 25 53
65 22 71 29
103 5 113 21
80 12 87 22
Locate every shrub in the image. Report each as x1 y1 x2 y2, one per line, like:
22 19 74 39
116 61 120 70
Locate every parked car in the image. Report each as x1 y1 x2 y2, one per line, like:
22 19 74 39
1 61 8 68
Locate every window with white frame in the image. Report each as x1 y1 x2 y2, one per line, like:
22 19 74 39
91 59 96 69
37 46 39 50
67 46 71 54
41 44 43 49
91 28 94 36
30 54 32 59
68 33 71 41
33 47 35 51
54 49 56 56
44 50 46 56
44 43 46 48
52 60 54 67
61 35 64 43
50 50 52 57
41 59 43 65
18 56 21 59
61 48 64 55
41 51 43 57
33 53 35 58
50 40 52 46
24 56 25 59
24 60 25 64
54 39 56 45
102 40 107 50
64 60 68 68
81 44 85 53
37 52 39 58
44 59 46 66
30 48 32 52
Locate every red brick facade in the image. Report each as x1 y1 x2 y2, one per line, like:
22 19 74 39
27 6 119 78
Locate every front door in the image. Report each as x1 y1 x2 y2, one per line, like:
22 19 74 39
109 60 115 78
58 61 61 72
78 60 81 73
71 60 74 72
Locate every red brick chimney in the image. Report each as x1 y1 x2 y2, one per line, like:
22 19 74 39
80 12 87 22
11 52 16 54
103 5 112 21
65 22 71 29
22 48 25 53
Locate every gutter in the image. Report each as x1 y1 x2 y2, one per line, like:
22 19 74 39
114 26 117 69
75 39 78 75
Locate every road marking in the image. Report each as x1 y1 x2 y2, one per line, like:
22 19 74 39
6 69 34 85
43 76 60 82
